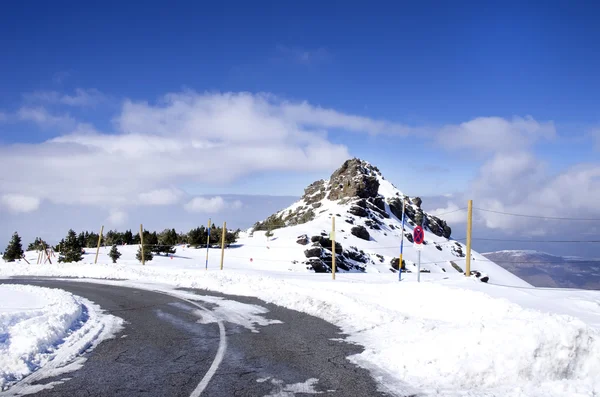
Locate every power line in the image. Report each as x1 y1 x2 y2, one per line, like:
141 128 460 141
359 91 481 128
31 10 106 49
430 207 467 217
471 238 600 243
443 257 600 265
474 207 600 221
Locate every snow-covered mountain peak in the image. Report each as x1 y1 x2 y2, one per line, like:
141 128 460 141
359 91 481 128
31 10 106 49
254 157 450 239
248 158 530 286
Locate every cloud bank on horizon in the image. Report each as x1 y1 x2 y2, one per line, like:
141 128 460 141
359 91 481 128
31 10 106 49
0 89 599 255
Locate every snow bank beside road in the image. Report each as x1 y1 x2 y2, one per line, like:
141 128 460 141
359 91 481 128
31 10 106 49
2 260 600 397
0 284 123 393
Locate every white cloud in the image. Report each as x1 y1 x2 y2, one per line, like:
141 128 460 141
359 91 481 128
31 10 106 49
183 196 244 213
0 112 6 122
116 91 415 138
107 209 128 226
0 91 363 210
17 107 76 129
0 194 41 213
441 152 600 235
431 202 467 225
280 100 416 136
184 196 226 213
23 88 106 107
138 188 183 206
0 91 571 225
437 116 555 153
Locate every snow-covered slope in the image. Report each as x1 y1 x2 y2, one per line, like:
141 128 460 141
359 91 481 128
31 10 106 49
0 284 123 392
247 158 530 287
3 248 600 397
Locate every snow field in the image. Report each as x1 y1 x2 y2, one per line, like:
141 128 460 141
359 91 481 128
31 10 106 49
0 283 124 393
2 251 600 397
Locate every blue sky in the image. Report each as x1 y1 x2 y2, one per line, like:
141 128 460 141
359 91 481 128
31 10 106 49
2 1 600 122
1 1 599 256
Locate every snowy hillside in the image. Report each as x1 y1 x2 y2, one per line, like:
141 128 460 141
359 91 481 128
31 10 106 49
246 158 530 287
3 245 600 397
0 284 123 392
483 250 600 289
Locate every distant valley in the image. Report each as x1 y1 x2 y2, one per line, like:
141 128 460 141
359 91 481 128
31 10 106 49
483 250 600 290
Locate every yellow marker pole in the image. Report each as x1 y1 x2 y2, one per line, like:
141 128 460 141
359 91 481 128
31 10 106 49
220 222 227 270
399 198 406 279
465 200 473 276
205 218 211 269
140 224 145 266
94 225 104 264
332 216 336 280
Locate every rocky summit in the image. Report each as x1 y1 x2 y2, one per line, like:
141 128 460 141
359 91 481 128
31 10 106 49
253 158 451 239
244 158 502 279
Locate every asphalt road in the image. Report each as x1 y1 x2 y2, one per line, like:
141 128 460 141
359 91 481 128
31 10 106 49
2 279 393 397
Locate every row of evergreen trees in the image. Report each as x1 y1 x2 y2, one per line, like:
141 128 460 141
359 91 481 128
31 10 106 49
2 225 240 263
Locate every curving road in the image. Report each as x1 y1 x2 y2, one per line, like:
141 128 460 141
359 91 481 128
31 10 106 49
2 278 393 397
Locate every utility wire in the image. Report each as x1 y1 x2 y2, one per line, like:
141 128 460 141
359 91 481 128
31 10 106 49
471 238 600 243
473 207 600 221
430 207 467 217
431 257 600 265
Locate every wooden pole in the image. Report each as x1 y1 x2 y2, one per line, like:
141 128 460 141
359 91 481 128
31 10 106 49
332 216 336 280
220 222 226 270
21 255 30 264
94 225 104 264
399 197 406 280
140 224 145 266
205 218 211 270
465 200 473 276
41 241 52 264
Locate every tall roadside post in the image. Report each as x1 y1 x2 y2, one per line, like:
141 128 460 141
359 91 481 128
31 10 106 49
140 224 145 266
465 200 473 276
220 221 226 270
205 218 211 270
332 216 336 280
94 225 104 264
399 197 406 281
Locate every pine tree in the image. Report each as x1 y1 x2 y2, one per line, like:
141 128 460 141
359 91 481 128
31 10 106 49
54 238 65 253
86 232 99 248
225 228 240 246
187 227 205 247
109 244 121 263
3 232 24 262
58 229 84 263
124 230 134 245
105 230 116 246
155 228 177 255
77 232 86 249
209 224 221 245
27 237 48 252
136 245 153 262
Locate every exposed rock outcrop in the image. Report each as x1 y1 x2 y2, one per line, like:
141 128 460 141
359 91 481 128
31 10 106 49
351 225 370 240
327 159 380 200
296 234 309 245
